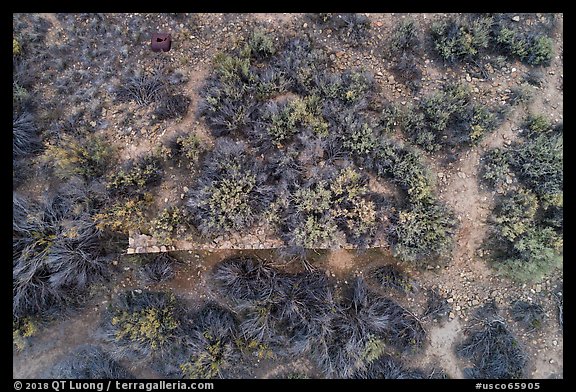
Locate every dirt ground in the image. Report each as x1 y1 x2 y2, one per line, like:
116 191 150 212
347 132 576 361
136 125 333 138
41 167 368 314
13 13 563 379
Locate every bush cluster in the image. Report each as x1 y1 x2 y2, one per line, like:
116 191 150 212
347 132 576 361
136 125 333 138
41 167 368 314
13 182 111 319
187 139 273 236
149 207 190 245
481 117 562 280
431 16 492 63
403 83 499 152
282 165 381 251
495 26 554 66
104 290 183 360
47 345 134 379
107 155 163 196
187 28 457 262
431 15 554 66
211 257 426 378
457 319 526 379
487 189 562 281
44 133 114 180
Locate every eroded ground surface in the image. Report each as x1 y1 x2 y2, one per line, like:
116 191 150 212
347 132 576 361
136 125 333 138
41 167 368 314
13 12 563 379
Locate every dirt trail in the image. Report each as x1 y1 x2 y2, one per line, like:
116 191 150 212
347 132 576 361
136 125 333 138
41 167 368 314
13 306 102 378
424 319 465 379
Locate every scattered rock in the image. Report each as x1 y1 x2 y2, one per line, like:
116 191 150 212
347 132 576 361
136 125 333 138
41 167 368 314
447 298 454 303
512 15 520 22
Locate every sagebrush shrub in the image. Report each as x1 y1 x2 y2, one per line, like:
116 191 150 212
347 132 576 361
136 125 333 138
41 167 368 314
431 17 492 63
13 316 38 351
393 198 458 264
457 320 526 379
94 195 151 233
187 139 273 236
48 345 134 379
247 30 276 59
404 83 498 152
105 290 182 360
487 189 562 281
149 207 189 245
44 133 113 180
481 148 514 188
107 156 163 195
510 129 562 204
13 182 111 318
510 300 545 331
390 20 419 55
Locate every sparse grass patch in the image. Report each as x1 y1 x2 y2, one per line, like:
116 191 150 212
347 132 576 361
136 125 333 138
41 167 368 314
313 13 371 47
